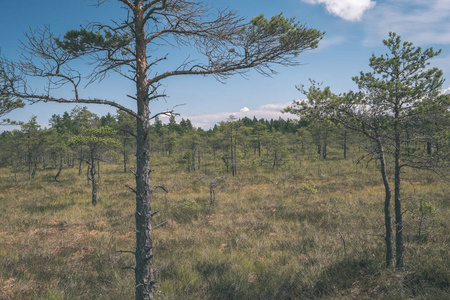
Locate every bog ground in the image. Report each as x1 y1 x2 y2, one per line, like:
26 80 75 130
0 152 448 299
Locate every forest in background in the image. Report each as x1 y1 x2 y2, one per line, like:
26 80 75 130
0 108 352 181
1 101 448 181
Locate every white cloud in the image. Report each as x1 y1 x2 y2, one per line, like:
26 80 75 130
258 103 291 111
440 85 450 95
303 0 376 22
240 107 250 112
179 102 297 129
0 122 49 133
364 0 450 46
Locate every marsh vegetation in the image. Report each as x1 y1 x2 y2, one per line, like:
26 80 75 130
1 129 448 299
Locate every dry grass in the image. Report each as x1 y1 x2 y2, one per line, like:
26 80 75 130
0 152 449 299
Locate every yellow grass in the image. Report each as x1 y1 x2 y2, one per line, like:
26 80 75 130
0 153 449 299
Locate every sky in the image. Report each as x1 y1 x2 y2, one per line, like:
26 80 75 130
1 0 450 130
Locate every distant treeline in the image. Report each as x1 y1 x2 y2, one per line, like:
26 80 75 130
0 105 445 179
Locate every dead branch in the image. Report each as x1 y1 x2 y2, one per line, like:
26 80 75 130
154 221 167 229
116 250 136 255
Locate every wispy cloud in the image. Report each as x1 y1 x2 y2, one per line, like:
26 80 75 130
161 102 297 129
440 85 450 95
0 122 50 133
364 0 450 46
302 0 376 22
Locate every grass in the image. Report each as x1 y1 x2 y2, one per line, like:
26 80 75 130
0 151 449 299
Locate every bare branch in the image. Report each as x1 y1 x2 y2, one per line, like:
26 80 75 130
117 0 135 10
119 128 137 138
149 104 184 120
336 229 347 257
151 185 168 193
16 93 138 119
116 250 136 255
125 184 137 194
144 0 167 22
154 221 167 229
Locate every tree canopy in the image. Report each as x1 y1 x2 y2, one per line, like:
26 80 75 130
0 96 24 123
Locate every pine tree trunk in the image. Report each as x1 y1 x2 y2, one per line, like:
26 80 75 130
192 148 196 171
210 187 215 206
42 154 47 170
377 139 393 267
28 153 32 178
90 153 97 206
123 140 128 173
31 161 37 178
135 113 154 300
134 3 155 299
343 130 347 159
97 159 100 183
258 140 261 157
78 145 83 175
54 154 63 182
87 163 90 184
394 132 404 268
392 100 404 269
322 127 328 159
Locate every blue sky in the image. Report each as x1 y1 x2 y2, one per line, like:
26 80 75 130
2 0 450 130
